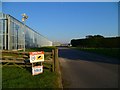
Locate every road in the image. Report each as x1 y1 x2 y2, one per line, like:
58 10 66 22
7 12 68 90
58 47 119 88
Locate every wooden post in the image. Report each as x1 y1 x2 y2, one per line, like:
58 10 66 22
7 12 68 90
54 48 58 72
52 49 55 72
32 63 33 67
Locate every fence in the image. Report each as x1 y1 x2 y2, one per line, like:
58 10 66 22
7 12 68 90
0 48 59 72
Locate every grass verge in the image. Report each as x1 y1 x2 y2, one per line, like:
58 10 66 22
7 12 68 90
72 47 120 59
2 65 59 88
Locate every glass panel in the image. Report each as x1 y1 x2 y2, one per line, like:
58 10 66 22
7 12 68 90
1 13 52 50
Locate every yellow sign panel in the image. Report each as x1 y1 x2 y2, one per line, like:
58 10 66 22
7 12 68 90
35 54 44 61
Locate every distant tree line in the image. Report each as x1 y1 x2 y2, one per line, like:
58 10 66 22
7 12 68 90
71 35 120 48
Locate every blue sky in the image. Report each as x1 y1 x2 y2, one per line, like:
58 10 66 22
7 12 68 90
2 2 118 43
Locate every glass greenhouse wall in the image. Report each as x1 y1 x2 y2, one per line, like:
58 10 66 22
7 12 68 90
0 13 52 50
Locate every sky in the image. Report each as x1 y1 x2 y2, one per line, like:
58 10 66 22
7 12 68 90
2 0 120 2
2 2 119 43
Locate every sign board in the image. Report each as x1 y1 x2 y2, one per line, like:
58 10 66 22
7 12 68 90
32 65 43 75
30 51 44 63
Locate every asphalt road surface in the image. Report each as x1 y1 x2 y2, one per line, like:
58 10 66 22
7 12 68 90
58 47 119 88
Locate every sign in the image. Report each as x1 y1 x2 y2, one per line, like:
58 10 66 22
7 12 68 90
30 51 44 63
32 65 43 75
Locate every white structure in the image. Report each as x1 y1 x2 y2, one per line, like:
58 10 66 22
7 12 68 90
0 13 52 50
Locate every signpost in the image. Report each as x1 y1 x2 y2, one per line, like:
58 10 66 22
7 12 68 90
29 51 44 76
30 51 44 63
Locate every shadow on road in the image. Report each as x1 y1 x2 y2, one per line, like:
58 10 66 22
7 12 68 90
58 48 120 64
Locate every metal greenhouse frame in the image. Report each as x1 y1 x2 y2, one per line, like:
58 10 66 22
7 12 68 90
0 13 52 50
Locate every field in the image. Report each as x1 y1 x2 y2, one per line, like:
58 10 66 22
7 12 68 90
72 47 120 59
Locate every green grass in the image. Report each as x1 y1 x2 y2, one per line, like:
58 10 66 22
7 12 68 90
2 65 59 88
72 47 120 59
25 46 57 52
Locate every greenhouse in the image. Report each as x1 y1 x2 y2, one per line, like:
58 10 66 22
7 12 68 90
0 13 52 50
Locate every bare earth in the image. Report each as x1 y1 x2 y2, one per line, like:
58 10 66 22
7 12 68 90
58 47 119 88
